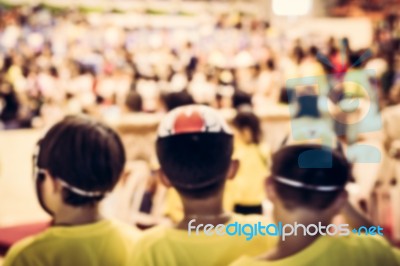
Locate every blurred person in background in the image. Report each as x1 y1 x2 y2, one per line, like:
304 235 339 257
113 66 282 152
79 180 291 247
381 54 398 106
300 46 326 78
230 107 271 215
0 81 20 129
160 90 195 112
343 51 371 99
253 58 281 107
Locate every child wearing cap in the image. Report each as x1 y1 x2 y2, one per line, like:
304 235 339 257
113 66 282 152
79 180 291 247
4 115 141 266
231 144 400 266
130 105 277 266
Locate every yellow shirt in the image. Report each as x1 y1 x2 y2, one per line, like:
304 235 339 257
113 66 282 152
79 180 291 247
130 214 277 266
164 188 184 222
4 219 141 266
231 235 400 266
231 140 271 205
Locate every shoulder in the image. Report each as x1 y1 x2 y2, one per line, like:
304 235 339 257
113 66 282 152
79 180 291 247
230 256 260 266
3 233 48 266
134 226 171 251
108 219 142 242
340 234 391 248
393 248 400 265
130 226 174 265
333 235 399 263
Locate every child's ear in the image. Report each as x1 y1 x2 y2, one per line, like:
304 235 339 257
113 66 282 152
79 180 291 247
120 168 131 186
227 159 239 180
44 170 59 193
265 177 278 203
157 169 172 188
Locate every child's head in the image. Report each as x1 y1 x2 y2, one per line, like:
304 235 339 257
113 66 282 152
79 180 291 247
34 115 126 214
267 144 351 223
156 105 236 199
161 91 195 112
232 108 262 144
125 90 143 112
232 90 252 110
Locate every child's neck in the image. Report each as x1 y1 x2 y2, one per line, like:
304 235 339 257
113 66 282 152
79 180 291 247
53 204 102 226
176 192 230 230
267 234 320 261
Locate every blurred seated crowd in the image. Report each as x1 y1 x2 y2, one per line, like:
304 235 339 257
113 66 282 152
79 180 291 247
0 4 398 130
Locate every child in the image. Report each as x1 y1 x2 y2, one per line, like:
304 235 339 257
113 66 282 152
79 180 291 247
231 108 271 214
4 115 141 266
130 105 277 266
232 144 400 266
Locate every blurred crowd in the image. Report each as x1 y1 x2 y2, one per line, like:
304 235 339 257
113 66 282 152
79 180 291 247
0 4 399 130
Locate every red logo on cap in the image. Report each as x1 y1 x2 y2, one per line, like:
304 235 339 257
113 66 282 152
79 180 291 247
173 110 205 134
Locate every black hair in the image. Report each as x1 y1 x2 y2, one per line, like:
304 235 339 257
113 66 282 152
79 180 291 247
279 88 294 104
271 144 351 210
49 66 58 78
162 91 195 111
266 59 275 71
349 51 363 68
156 133 233 198
232 110 262 144
0 82 20 122
295 95 320 118
293 46 305 65
309 46 319 57
3 56 12 72
125 90 143 112
38 115 126 207
232 90 252 109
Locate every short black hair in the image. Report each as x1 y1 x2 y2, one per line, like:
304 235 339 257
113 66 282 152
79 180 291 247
232 90 252 109
232 110 262 144
272 144 351 210
156 133 233 198
162 91 195 111
309 46 319 57
125 90 143 112
38 115 126 206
